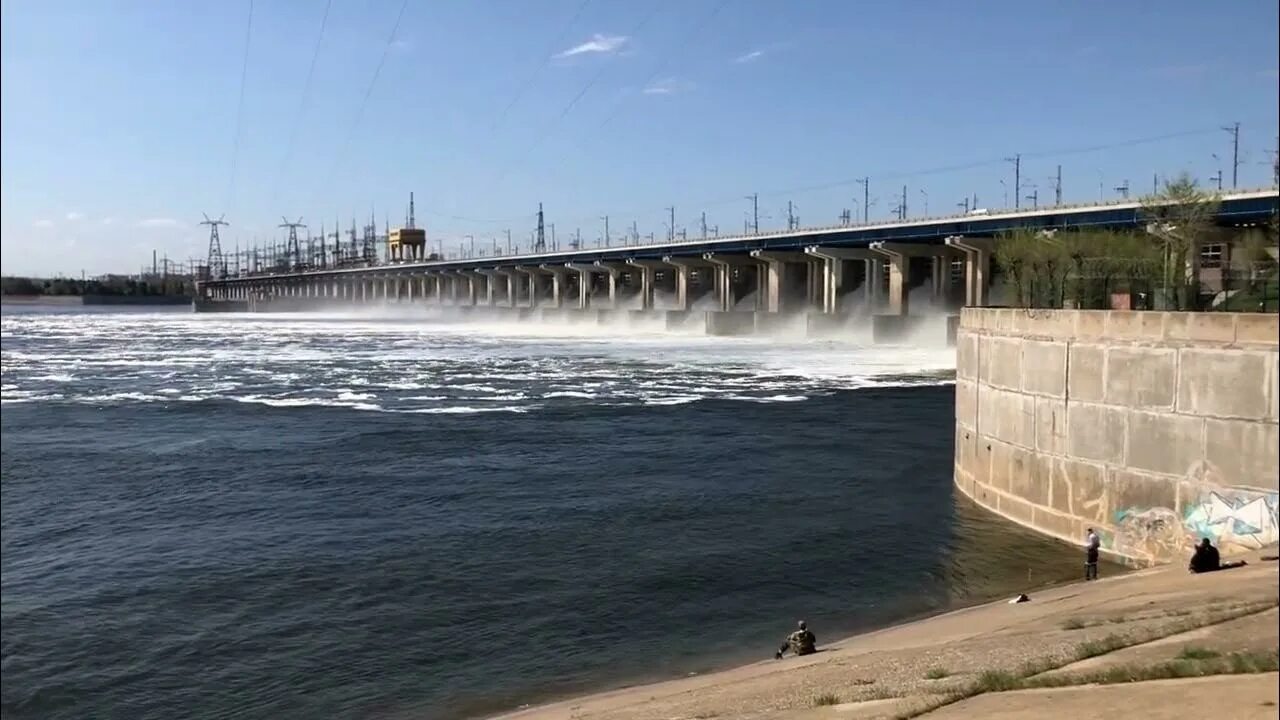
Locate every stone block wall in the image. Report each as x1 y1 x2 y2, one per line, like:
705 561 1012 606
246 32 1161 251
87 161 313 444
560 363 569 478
954 308 1279 566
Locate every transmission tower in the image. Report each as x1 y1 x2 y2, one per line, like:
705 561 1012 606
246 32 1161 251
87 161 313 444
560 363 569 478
200 213 229 280
534 203 546 252
345 218 356 265
278 216 307 270
361 214 376 263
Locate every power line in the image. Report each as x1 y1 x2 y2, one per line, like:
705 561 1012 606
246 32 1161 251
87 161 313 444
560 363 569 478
487 0 666 191
270 0 333 209
595 0 730 131
1020 126 1221 160
736 125 1227 205
316 0 410 206
225 0 256 213
420 125 1254 236
489 0 594 134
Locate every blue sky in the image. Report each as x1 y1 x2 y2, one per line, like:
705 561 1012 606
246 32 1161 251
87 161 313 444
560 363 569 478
2 0 1278 276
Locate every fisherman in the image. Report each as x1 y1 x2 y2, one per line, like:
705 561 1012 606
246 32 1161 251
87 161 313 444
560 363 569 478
1084 527 1101 581
775 620 816 659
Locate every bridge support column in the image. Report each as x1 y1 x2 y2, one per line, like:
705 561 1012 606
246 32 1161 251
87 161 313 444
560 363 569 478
750 250 809 313
865 259 884 310
945 236 993 307
566 264 596 310
626 259 666 311
478 269 501 306
704 253 761 312
806 259 821 310
450 272 464 305
496 269 518 307
593 261 630 308
869 244 909 316
462 271 481 306
663 257 715 312
540 265 570 309
804 247 878 314
515 266 541 308
930 253 958 308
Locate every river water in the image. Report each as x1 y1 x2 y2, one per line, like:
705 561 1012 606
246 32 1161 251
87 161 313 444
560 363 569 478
1 305 1084 720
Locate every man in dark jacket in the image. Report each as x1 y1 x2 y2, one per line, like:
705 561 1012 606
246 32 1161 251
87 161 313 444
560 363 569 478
1189 538 1222 573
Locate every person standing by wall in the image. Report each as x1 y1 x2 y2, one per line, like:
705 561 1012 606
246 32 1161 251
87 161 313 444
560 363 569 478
1084 528 1101 580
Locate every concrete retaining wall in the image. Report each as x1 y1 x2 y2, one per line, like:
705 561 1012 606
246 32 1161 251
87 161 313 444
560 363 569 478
954 308 1279 566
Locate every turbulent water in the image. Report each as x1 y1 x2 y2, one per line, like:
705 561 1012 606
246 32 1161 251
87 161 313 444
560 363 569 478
1 305 1085 720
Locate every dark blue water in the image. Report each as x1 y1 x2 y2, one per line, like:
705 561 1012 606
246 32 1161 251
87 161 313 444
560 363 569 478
1 308 1083 719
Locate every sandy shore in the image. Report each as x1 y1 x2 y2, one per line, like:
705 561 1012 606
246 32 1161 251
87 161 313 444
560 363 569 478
491 551 1279 719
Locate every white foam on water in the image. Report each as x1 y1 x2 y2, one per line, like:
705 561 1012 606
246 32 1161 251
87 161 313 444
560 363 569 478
642 396 702 406
396 405 530 414
543 390 597 399
28 373 75 382
2 307 957 412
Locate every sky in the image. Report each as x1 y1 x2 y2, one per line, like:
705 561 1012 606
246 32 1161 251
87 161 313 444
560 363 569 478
2 0 1278 277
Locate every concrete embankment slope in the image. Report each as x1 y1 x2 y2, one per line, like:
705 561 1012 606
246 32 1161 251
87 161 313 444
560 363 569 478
494 554 1278 720
953 309 1279 566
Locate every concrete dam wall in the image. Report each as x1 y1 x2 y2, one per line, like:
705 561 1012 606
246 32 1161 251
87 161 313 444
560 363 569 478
954 308 1279 566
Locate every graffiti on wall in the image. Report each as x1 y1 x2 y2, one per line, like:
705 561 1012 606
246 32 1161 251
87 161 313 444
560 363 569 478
1182 489 1279 553
1112 488 1279 562
1111 507 1184 561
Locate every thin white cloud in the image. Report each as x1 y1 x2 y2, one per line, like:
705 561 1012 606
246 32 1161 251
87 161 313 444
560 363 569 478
65 211 84 221
137 217 183 229
643 77 693 95
734 49 764 64
555 34 628 59
32 219 54 228
390 38 411 53
101 216 116 226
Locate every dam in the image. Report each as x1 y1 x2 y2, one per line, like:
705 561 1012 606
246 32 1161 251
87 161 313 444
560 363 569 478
192 189 1279 344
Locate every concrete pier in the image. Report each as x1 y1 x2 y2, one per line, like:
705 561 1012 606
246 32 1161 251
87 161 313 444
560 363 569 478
871 314 928 343
805 312 853 338
753 311 804 336
704 311 756 336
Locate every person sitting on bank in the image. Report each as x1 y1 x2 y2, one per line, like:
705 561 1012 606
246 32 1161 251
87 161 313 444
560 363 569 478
1188 538 1248 574
775 620 816 659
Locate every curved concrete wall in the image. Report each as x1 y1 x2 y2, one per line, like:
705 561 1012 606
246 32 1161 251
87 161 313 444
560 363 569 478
954 308 1279 565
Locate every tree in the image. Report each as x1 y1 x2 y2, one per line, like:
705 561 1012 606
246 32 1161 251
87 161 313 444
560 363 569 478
993 229 1041 307
1140 173 1222 310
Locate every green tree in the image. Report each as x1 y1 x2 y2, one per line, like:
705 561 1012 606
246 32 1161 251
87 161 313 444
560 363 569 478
1140 173 1222 310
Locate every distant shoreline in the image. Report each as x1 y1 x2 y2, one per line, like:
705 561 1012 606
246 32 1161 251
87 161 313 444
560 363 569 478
1 294 191 306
